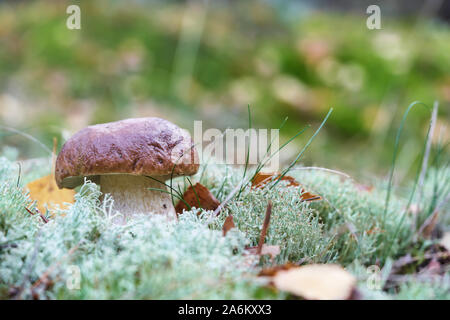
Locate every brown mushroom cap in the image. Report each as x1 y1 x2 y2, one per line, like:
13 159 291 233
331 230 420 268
55 117 199 189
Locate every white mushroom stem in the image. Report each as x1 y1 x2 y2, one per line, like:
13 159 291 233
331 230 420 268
99 174 176 222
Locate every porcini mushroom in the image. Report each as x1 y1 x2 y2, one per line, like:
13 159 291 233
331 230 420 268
55 117 199 221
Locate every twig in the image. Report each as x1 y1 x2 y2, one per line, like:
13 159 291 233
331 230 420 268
257 201 272 255
25 207 49 224
16 162 22 187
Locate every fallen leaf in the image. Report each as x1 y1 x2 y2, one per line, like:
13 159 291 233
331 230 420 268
251 172 321 202
272 264 357 300
258 262 298 277
222 215 235 236
175 183 220 214
440 232 450 251
26 174 75 214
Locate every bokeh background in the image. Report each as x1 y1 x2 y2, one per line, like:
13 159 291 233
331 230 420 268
0 0 449 181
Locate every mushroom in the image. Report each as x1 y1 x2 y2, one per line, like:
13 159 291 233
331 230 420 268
55 117 199 222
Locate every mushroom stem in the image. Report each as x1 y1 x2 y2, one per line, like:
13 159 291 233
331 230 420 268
99 174 176 222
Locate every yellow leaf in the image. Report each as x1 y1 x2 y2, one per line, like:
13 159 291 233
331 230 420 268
26 174 75 214
272 264 357 300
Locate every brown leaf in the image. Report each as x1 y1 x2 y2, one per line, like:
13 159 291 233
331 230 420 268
26 174 75 214
175 183 220 214
222 215 235 236
251 172 322 202
252 172 299 188
272 264 357 300
299 191 322 202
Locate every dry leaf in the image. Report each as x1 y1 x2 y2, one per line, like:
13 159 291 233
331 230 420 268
222 215 235 236
272 264 357 300
258 262 298 277
175 183 220 214
252 172 299 188
26 174 75 214
251 172 321 202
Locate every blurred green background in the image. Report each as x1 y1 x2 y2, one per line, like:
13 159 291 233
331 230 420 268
0 0 449 180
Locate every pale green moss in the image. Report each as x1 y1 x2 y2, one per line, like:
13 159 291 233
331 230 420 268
0 156 448 300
